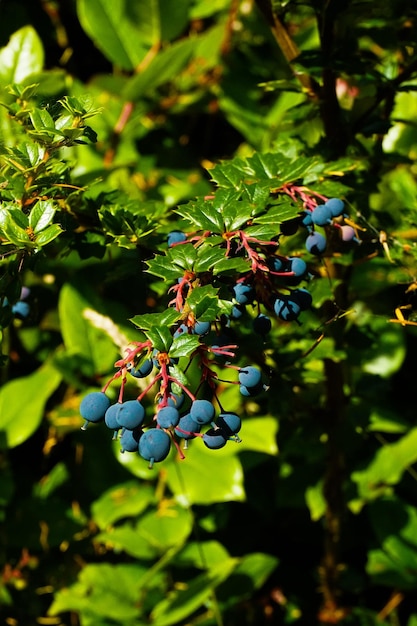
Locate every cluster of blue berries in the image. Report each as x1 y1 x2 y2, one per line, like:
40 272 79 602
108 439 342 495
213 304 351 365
79 362 262 467
79 194 356 467
303 197 359 255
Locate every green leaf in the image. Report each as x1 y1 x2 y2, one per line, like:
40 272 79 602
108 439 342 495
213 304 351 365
123 37 195 100
170 334 201 358
0 362 62 448
58 283 119 376
186 284 219 319
49 563 147 620
91 482 155 528
175 198 225 232
28 200 56 233
150 558 239 626
193 246 226 273
146 326 173 352
136 505 193 552
130 309 180 332
77 0 148 70
95 525 159 560
176 541 230 569
254 197 301 224
146 244 198 280
352 428 417 500
0 26 44 84
212 256 251 275
305 480 326 521
366 497 417 590
0 206 31 247
225 552 279 596
34 223 63 246
165 444 245 505
29 107 56 132
130 0 191 45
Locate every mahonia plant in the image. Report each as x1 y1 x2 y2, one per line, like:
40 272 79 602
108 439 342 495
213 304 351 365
80 151 360 467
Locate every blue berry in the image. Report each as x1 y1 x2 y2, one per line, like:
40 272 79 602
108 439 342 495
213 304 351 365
116 400 146 430
287 257 307 278
290 288 312 311
253 314 272 336
173 323 188 338
80 392 111 429
174 414 201 439
120 427 143 452
306 232 326 255
11 301 30 318
190 399 215 425
270 257 287 272
203 428 228 449
104 403 122 431
192 320 211 336
129 359 153 378
156 406 180 428
311 204 332 226
216 412 241 436
139 428 171 466
238 366 262 388
239 383 264 397
167 230 187 246
325 198 345 217
230 304 245 320
233 282 254 305
273 296 301 321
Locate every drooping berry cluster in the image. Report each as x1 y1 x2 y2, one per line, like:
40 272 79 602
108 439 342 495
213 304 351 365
79 189 358 467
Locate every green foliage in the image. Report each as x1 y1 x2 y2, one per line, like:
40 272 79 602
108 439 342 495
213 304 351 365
1 2 417 625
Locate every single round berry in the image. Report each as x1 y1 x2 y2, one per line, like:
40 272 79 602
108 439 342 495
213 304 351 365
156 406 180 428
104 403 122 431
216 413 241 436
253 314 272 336
306 232 326 255
167 230 187 246
192 320 211 336
12 301 30 318
174 414 201 439
340 225 357 242
116 400 146 430
173 323 188 338
239 383 264 397
233 282 254 305
80 392 111 426
274 297 301 321
287 257 308 278
325 198 345 217
230 304 245 320
238 366 262 388
290 288 313 311
129 359 153 378
190 399 215 425
311 204 332 226
139 428 171 465
270 257 287 272
120 427 143 452
203 428 228 449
